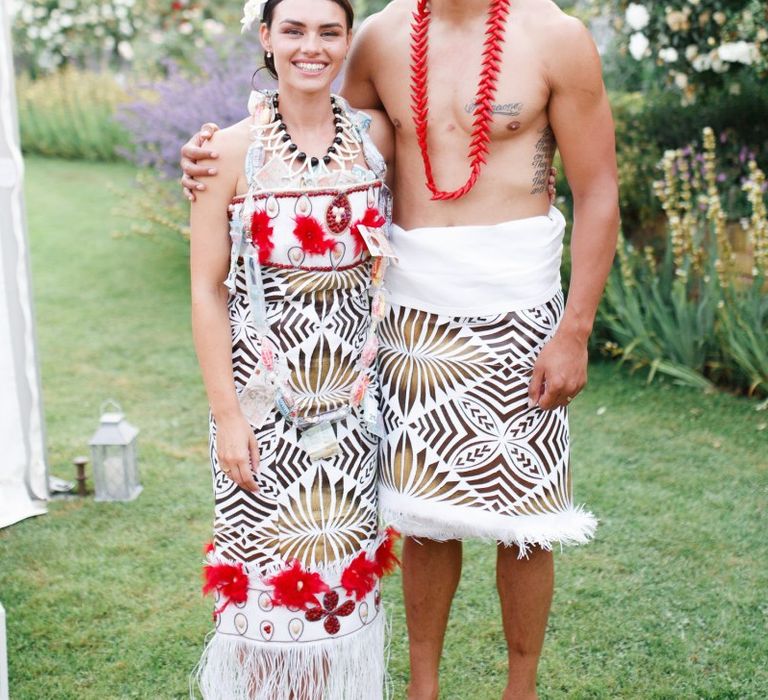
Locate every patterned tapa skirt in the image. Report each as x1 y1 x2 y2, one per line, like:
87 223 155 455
194 261 386 700
377 290 596 554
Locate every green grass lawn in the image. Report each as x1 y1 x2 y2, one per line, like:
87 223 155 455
1 157 767 699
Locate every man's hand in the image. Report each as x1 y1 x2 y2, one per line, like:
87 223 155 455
181 122 221 201
527 330 588 410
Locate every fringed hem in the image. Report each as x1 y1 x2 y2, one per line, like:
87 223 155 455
191 610 387 700
380 490 597 558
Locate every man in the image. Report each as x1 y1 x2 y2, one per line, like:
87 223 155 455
181 1 618 697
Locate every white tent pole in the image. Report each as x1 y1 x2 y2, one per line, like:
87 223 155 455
0 0 49 529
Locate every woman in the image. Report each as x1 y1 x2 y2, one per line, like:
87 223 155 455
189 1 395 697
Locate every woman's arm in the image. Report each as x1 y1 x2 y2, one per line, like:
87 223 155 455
190 125 260 493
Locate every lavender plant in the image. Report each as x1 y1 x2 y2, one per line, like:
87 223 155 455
113 36 269 238
116 38 267 178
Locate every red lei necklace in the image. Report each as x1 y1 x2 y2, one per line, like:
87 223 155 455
410 0 510 201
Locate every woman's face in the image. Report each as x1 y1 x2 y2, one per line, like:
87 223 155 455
261 0 351 95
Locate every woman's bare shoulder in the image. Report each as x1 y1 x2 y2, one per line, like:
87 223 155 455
198 118 253 170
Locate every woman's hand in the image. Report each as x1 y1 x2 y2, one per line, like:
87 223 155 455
548 167 558 204
216 412 261 493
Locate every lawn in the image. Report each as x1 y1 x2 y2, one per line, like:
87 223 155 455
1 157 766 699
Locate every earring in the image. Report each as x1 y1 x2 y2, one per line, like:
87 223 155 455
266 51 272 59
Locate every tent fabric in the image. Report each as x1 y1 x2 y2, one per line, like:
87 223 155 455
0 3 48 529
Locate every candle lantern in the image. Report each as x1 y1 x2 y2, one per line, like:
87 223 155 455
89 401 142 502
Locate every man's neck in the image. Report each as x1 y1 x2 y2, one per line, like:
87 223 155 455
428 0 494 22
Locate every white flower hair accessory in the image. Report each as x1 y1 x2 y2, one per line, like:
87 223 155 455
241 0 267 33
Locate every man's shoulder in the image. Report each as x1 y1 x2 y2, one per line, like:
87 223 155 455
518 0 591 46
518 1 599 83
356 0 411 38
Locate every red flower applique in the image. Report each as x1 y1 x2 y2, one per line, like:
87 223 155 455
293 215 336 256
305 590 356 635
374 527 401 577
250 208 275 264
350 207 386 258
341 552 379 601
203 561 249 614
266 560 330 611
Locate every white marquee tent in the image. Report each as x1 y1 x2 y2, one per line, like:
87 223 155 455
0 2 48 531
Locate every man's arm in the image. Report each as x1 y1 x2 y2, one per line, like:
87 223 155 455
340 14 385 110
529 17 619 410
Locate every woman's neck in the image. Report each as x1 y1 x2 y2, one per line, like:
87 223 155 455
274 85 335 134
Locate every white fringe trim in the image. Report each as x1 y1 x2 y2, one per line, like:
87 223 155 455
380 490 597 558
191 610 387 700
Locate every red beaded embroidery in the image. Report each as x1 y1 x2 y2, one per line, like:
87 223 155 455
326 192 353 234
410 0 510 201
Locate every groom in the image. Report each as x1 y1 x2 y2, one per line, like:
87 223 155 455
181 1 618 698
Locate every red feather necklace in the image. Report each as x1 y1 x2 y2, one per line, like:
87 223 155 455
410 0 511 201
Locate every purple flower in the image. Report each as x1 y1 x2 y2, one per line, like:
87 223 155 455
115 37 267 178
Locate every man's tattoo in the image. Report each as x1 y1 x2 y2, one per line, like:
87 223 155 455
465 101 523 116
530 126 555 195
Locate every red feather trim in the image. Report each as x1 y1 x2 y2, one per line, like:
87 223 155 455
293 215 336 255
202 561 249 614
341 552 379 601
350 207 387 258
250 209 275 264
203 541 215 555
374 527 401 577
266 560 330 611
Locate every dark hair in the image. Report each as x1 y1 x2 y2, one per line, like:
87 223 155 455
261 0 355 80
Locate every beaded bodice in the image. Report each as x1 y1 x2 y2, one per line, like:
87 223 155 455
227 92 390 271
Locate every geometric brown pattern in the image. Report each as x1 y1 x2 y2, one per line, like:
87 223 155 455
378 291 597 549
211 263 379 572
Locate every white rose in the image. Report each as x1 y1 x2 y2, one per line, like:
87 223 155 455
710 55 728 73
659 47 679 63
692 53 711 72
241 0 266 33
178 21 194 35
203 19 225 37
685 44 698 61
625 3 650 31
117 40 134 60
673 72 688 89
629 32 650 60
718 41 756 65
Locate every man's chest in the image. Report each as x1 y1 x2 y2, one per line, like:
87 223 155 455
373 22 550 140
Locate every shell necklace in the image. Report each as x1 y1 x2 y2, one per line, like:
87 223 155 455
410 0 510 200
251 93 362 179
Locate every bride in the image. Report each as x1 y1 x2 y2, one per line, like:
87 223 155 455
189 1 396 697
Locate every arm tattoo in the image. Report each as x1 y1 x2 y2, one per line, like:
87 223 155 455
465 101 523 116
530 126 555 195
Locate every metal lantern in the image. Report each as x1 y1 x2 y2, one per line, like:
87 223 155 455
89 400 141 502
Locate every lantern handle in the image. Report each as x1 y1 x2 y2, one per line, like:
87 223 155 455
99 399 123 416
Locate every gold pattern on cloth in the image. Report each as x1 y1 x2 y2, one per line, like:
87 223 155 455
378 292 597 549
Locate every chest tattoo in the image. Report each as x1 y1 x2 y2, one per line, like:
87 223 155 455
464 101 524 116
530 125 555 195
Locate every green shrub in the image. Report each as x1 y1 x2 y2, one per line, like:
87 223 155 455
17 68 131 161
597 128 768 397
609 80 768 235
